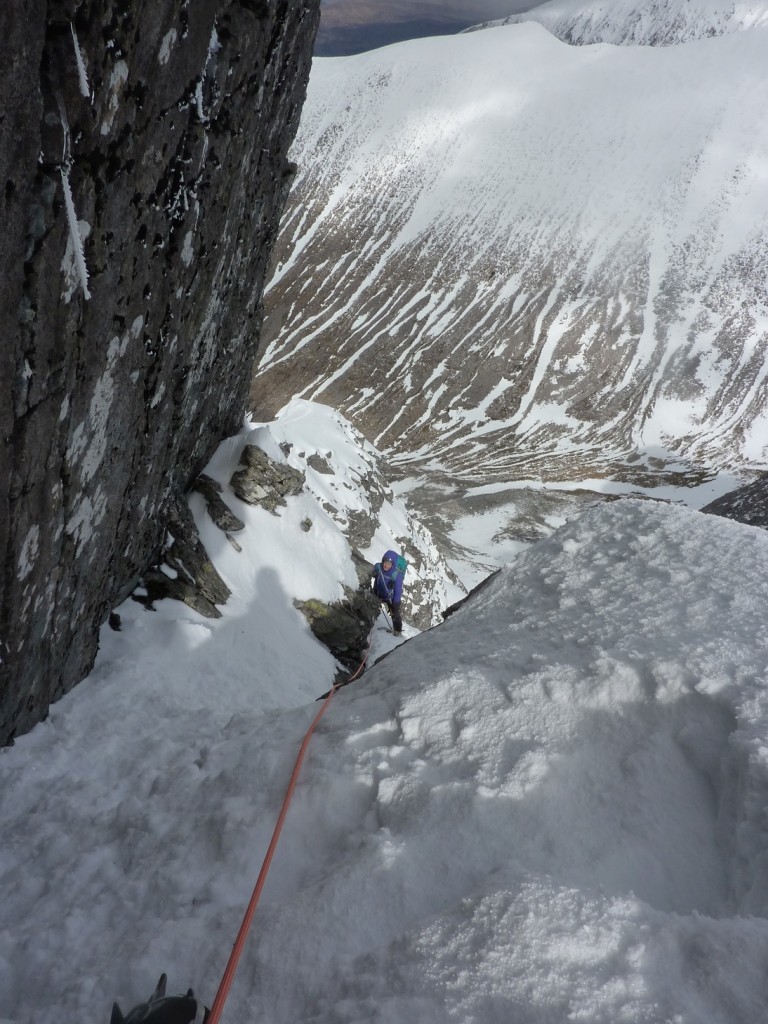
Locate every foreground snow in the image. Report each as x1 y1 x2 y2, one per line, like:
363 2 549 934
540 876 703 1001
2 446 768 1022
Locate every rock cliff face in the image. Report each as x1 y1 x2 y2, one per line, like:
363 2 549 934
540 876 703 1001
0 0 320 745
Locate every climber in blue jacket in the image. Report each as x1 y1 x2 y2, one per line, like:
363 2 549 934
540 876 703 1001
371 549 405 636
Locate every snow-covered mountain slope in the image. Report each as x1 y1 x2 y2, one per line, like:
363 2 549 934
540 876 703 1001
3 495 768 1022
77 401 462 724
253 17 768 489
476 0 768 45
247 398 466 615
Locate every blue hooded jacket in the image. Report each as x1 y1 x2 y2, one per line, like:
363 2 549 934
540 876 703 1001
372 549 404 604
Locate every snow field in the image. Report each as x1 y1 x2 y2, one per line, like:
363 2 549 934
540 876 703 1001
1 406 768 1021
243 499 768 1022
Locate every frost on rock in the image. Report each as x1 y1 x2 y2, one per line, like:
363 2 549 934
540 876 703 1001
195 25 221 123
60 169 91 301
70 23 90 98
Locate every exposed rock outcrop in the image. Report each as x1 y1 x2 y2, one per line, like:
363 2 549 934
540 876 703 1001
132 490 231 619
0 0 320 744
442 568 500 620
192 473 245 534
702 475 768 531
230 442 305 512
296 550 382 681
274 429 462 631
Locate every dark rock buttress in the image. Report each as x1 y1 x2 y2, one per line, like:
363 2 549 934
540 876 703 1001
0 0 320 744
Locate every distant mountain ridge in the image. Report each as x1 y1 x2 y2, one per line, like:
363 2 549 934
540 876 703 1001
254 6 768 490
473 0 768 44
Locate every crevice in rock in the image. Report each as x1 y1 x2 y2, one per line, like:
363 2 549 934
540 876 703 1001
132 492 231 619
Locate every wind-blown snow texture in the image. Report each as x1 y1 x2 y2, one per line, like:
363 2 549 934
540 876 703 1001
254 11 768 485
1 403 768 1023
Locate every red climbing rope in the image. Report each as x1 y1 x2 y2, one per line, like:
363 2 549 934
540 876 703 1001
206 631 373 1024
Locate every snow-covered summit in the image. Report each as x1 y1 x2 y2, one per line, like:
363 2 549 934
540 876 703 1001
475 0 768 45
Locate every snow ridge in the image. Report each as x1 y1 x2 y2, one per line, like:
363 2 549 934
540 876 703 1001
475 0 768 45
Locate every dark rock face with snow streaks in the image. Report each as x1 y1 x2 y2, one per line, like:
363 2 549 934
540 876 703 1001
0 0 320 745
703 475 768 531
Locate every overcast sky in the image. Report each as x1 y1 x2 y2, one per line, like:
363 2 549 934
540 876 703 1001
319 0 540 12
315 0 550 56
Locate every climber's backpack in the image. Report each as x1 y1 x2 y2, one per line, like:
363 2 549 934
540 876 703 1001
395 555 407 577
